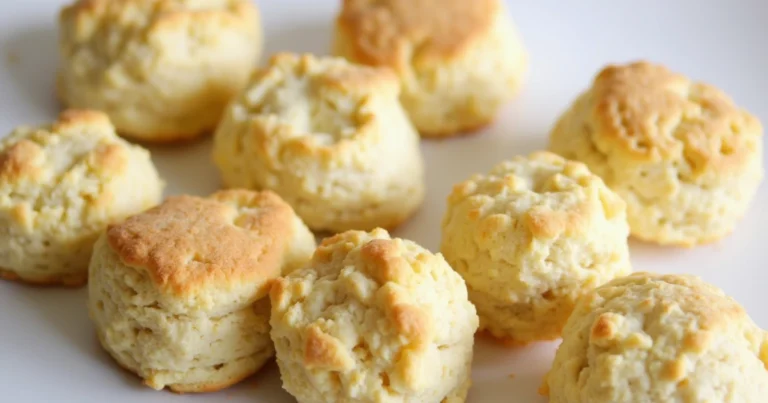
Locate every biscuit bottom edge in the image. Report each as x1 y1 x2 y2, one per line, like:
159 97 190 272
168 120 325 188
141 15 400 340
165 349 274 394
476 329 562 348
418 117 495 139
0 267 88 287
629 227 733 249
96 330 275 393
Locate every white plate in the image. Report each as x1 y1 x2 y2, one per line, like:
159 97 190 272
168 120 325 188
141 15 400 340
1 1 767 401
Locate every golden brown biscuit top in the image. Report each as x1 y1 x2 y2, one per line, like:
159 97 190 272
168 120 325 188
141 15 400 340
336 0 500 70
590 61 762 173
0 110 127 185
107 190 295 296
60 0 258 45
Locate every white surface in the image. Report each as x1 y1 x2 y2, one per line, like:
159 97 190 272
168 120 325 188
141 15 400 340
1 0 767 401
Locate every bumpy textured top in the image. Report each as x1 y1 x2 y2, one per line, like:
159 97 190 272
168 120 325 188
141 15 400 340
441 151 630 342
446 151 626 242
545 272 768 402
336 0 500 70
107 190 303 297
231 52 400 159
270 229 478 401
587 61 762 175
0 110 153 226
59 0 259 74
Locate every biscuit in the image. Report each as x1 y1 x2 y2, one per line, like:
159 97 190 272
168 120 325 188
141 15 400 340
88 190 315 392
549 61 764 246
58 0 263 143
270 228 479 402
213 53 425 232
441 151 631 344
333 0 528 137
0 110 163 286
544 272 768 402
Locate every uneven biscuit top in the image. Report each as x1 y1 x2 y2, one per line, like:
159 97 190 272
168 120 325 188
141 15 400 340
545 272 768 400
447 151 625 241
336 0 500 70
59 0 259 69
0 110 132 205
230 53 400 159
107 190 295 296
61 0 257 39
588 61 762 174
270 228 478 396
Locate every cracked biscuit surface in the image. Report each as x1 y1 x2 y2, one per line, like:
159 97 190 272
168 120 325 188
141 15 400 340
213 53 425 232
88 189 315 392
544 272 768 402
270 228 478 402
549 61 764 246
441 151 631 343
333 0 528 137
58 0 262 142
0 110 162 286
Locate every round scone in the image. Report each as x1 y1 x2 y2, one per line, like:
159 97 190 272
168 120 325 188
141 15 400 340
441 151 632 344
88 190 315 392
270 228 479 402
58 0 262 143
0 110 163 286
333 0 528 137
213 53 425 232
544 272 768 402
549 61 764 246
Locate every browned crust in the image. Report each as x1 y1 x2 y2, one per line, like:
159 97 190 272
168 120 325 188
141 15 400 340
336 0 500 70
303 325 355 371
0 267 88 287
588 61 762 173
0 139 43 181
106 190 295 296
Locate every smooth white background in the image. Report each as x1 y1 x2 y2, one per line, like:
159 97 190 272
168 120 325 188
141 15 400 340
1 1 766 401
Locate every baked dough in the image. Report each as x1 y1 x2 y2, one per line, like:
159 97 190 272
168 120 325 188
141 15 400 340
550 61 763 246
88 190 315 392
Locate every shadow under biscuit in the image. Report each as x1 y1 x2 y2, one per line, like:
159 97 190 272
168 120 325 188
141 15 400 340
468 338 556 403
1 25 59 118
262 21 332 61
225 359 293 399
